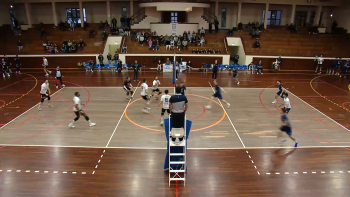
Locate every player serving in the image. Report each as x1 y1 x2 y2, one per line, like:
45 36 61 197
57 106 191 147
157 89 171 126
123 76 134 101
152 76 162 100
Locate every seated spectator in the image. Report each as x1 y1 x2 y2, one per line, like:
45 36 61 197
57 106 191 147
192 49 195 53
54 44 58 53
165 37 171 50
136 31 141 40
258 23 265 31
43 41 48 52
124 27 130 36
61 44 67 53
187 61 192 73
238 22 243 31
153 31 157 36
183 31 187 39
148 39 152 50
182 39 188 50
89 29 95 38
101 31 107 43
72 40 77 46
152 39 156 50
213 49 216 54
70 43 76 52
198 36 205 46
79 39 85 50
67 40 72 52
196 49 200 53
139 35 144 46
177 39 182 51
251 29 256 38
119 27 124 35
200 49 204 53
18 40 23 52
208 48 212 54
156 40 160 51
170 39 175 50
190 36 195 46
200 27 205 36
174 35 178 46
122 44 127 53
48 45 54 54
144 31 150 40
216 48 221 53
253 39 260 48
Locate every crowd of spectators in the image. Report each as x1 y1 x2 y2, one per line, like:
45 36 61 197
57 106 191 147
42 39 85 54
284 23 299 33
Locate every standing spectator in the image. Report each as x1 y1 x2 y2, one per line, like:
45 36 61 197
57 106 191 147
169 86 188 129
79 39 85 50
233 54 239 65
40 28 46 39
18 40 23 52
253 39 260 48
89 29 95 38
122 44 127 53
156 39 160 51
104 20 108 30
212 60 218 80
133 60 139 81
61 44 67 53
277 55 282 71
139 34 145 46
127 16 131 29
187 61 192 73
157 60 162 72
238 22 243 31
152 39 156 50
113 51 119 64
69 20 74 31
14 55 21 74
209 21 212 34
148 39 153 50
98 53 104 65
43 41 48 52
102 31 107 43
214 17 219 33
111 17 117 29
120 16 125 27
177 39 182 51
257 60 263 74
68 40 72 52
200 27 205 36
107 53 112 65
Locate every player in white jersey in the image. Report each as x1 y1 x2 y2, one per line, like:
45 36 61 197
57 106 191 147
140 79 151 113
157 89 171 126
38 79 52 111
42 57 51 77
69 92 96 128
279 93 291 114
151 76 162 100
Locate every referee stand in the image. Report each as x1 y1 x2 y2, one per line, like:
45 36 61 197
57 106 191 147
164 115 192 187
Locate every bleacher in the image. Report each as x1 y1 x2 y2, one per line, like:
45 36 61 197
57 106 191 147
0 24 105 55
124 30 227 54
235 26 350 57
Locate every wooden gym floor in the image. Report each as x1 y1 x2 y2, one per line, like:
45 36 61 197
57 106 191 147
1 70 350 197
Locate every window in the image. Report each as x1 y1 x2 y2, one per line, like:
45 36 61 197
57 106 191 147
221 8 226 27
66 8 86 24
262 10 282 25
122 7 127 18
171 12 178 23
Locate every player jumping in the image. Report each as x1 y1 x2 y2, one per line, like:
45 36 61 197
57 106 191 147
206 79 230 109
152 76 162 100
272 80 286 104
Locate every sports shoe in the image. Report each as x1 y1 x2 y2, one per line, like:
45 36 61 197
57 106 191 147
237 81 240 84
227 103 230 108
62 84 65 87
89 122 96 127
45 73 49 77
38 106 42 111
56 86 58 89
142 109 150 113
160 121 164 126
49 71 52 74
68 123 75 128
272 101 276 104
205 105 211 110
48 104 52 108
294 142 299 147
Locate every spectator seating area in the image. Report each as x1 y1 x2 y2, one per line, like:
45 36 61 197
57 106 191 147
234 26 350 57
124 30 227 54
0 23 105 55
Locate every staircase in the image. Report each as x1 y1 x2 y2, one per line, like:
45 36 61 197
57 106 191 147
201 9 216 23
131 8 147 26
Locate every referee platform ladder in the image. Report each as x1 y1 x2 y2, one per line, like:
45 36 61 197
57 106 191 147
168 115 187 187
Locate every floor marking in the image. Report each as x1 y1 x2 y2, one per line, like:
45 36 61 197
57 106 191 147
312 172 316 174
291 80 350 133
303 172 307 174
92 171 95 174
62 171 67 174
82 172 86 174
294 172 298 174
95 165 98 168
25 170 30 172
0 85 64 131
266 172 271 175
35 171 39 173
285 172 289 174
16 170 21 172
249 155 251 158
257 171 260 175
275 172 280 175
72 172 77 174
201 136 226 138
254 165 257 169
330 171 334 173
321 171 326 173
53 171 58 173
44 171 49 173
339 171 344 173
7 170 12 172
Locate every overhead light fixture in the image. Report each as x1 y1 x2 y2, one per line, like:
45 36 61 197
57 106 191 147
330 14 333 17
10 5 13 8
115 42 118 44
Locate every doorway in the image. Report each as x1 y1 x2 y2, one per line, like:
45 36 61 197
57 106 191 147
295 11 307 26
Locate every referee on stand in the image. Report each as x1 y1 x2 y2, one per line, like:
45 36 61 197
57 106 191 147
169 86 188 128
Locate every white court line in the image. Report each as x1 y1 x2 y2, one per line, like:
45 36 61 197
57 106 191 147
0 144 348 149
0 88 65 131
64 87 268 89
105 82 140 147
208 81 246 148
288 90 350 133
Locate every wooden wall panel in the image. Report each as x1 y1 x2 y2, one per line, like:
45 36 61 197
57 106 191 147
125 56 222 68
252 57 333 70
6 56 96 69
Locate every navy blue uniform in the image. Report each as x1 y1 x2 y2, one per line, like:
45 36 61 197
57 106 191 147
343 61 349 73
213 84 223 99
181 85 186 95
212 64 218 79
233 69 238 78
337 60 342 70
277 84 284 97
280 114 292 136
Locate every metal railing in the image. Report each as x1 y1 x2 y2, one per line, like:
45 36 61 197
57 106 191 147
131 8 146 25
203 9 216 23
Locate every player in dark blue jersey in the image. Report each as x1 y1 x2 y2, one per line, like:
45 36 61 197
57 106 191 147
178 81 186 95
340 60 349 78
232 68 240 84
206 79 230 109
272 80 286 104
278 108 298 147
